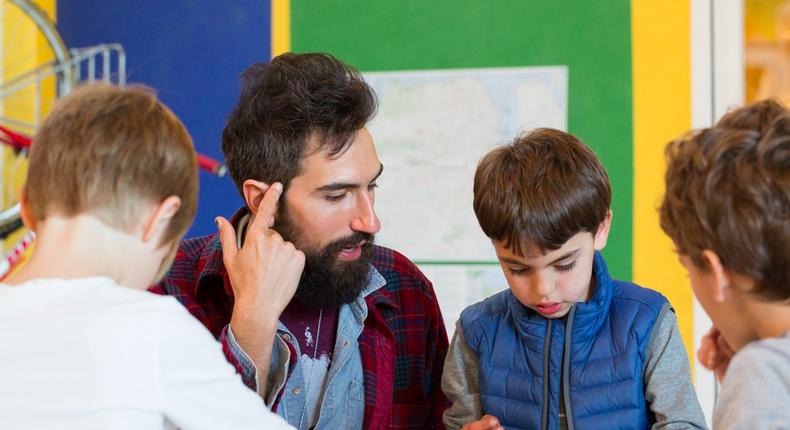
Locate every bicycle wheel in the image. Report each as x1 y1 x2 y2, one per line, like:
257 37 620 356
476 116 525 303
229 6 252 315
0 0 65 270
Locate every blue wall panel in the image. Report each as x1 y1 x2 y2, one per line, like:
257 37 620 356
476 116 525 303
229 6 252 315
57 0 271 238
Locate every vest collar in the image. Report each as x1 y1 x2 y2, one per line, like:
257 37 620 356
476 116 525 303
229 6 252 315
571 252 614 339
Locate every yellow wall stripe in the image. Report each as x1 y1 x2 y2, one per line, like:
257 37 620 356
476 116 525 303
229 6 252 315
271 0 290 56
631 0 695 369
0 0 55 279
1 0 55 257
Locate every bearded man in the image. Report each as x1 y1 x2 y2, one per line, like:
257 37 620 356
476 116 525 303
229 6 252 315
153 52 450 429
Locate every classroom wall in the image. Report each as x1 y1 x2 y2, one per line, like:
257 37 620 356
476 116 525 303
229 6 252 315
4 0 696 367
56 0 273 239
631 0 693 368
282 0 695 362
291 0 635 279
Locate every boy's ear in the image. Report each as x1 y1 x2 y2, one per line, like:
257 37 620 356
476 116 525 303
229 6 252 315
701 249 731 302
242 179 272 216
593 210 613 250
142 196 182 244
18 187 36 232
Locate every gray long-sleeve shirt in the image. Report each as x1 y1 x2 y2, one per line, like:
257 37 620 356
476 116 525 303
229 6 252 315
442 308 708 429
714 331 790 429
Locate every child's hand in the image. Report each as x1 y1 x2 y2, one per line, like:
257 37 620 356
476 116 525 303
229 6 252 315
461 415 504 430
698 326 735 383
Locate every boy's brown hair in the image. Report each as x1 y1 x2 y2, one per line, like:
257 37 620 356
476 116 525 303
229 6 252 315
25 83 198 246
660 99 790 300
473 128 612 256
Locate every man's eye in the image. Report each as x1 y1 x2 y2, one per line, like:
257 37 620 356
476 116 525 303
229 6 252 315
325 193 346 202
368 182 378 191
555 262 576 273
508 267 527 276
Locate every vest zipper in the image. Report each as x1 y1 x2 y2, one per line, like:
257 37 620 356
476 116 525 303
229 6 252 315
563 305 577 430
540 319 551 430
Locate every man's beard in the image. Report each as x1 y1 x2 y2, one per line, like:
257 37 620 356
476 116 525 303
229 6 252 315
273 205 375 310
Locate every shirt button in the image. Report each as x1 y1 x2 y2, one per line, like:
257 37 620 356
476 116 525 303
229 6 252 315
342 340 349 348
282 333 291 342
292 386 301 395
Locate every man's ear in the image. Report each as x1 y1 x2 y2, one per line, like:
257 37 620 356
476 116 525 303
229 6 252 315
593 210 613 250
18 187 36 232
701 249 731 303
242 179 272 216
142 196 182 243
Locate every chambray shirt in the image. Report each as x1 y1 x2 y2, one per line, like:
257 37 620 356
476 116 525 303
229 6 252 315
228 269 386 429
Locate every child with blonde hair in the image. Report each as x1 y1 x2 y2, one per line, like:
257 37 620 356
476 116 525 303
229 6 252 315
0 84 294 430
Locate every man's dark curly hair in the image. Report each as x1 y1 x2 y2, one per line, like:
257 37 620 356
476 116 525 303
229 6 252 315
222 52 377 196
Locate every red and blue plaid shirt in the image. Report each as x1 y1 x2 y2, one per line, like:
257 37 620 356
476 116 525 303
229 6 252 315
151 209 450 429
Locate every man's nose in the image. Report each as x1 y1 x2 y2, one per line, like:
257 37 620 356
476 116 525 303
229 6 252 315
350 192 381 235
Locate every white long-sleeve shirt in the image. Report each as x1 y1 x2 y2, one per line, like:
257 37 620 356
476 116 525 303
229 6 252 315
0 277 293 430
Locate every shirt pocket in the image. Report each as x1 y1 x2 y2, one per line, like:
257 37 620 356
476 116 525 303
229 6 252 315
349 379 364 401
340 379 365 428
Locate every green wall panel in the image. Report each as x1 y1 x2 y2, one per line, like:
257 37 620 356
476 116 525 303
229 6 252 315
291 0 633 279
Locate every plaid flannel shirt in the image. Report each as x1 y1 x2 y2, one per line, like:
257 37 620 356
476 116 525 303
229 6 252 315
151 209 451 429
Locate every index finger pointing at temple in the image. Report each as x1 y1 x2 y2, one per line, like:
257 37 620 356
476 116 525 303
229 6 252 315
250 182 283 232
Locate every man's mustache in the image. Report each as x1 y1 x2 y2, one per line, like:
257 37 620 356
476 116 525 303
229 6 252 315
323 232 375 255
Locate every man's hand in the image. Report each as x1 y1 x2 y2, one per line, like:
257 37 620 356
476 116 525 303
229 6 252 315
461 415 504 430
216 182 305 377
698 326 735 383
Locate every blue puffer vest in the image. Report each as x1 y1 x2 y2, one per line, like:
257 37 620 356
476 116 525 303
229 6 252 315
460 252 669 430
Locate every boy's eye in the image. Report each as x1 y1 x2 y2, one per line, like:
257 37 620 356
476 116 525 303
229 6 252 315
508 267 528 276
555 262 576 272
368 182 378 191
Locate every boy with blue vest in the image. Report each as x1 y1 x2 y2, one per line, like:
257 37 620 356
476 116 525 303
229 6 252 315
660 99 790 429
442 128 707 430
